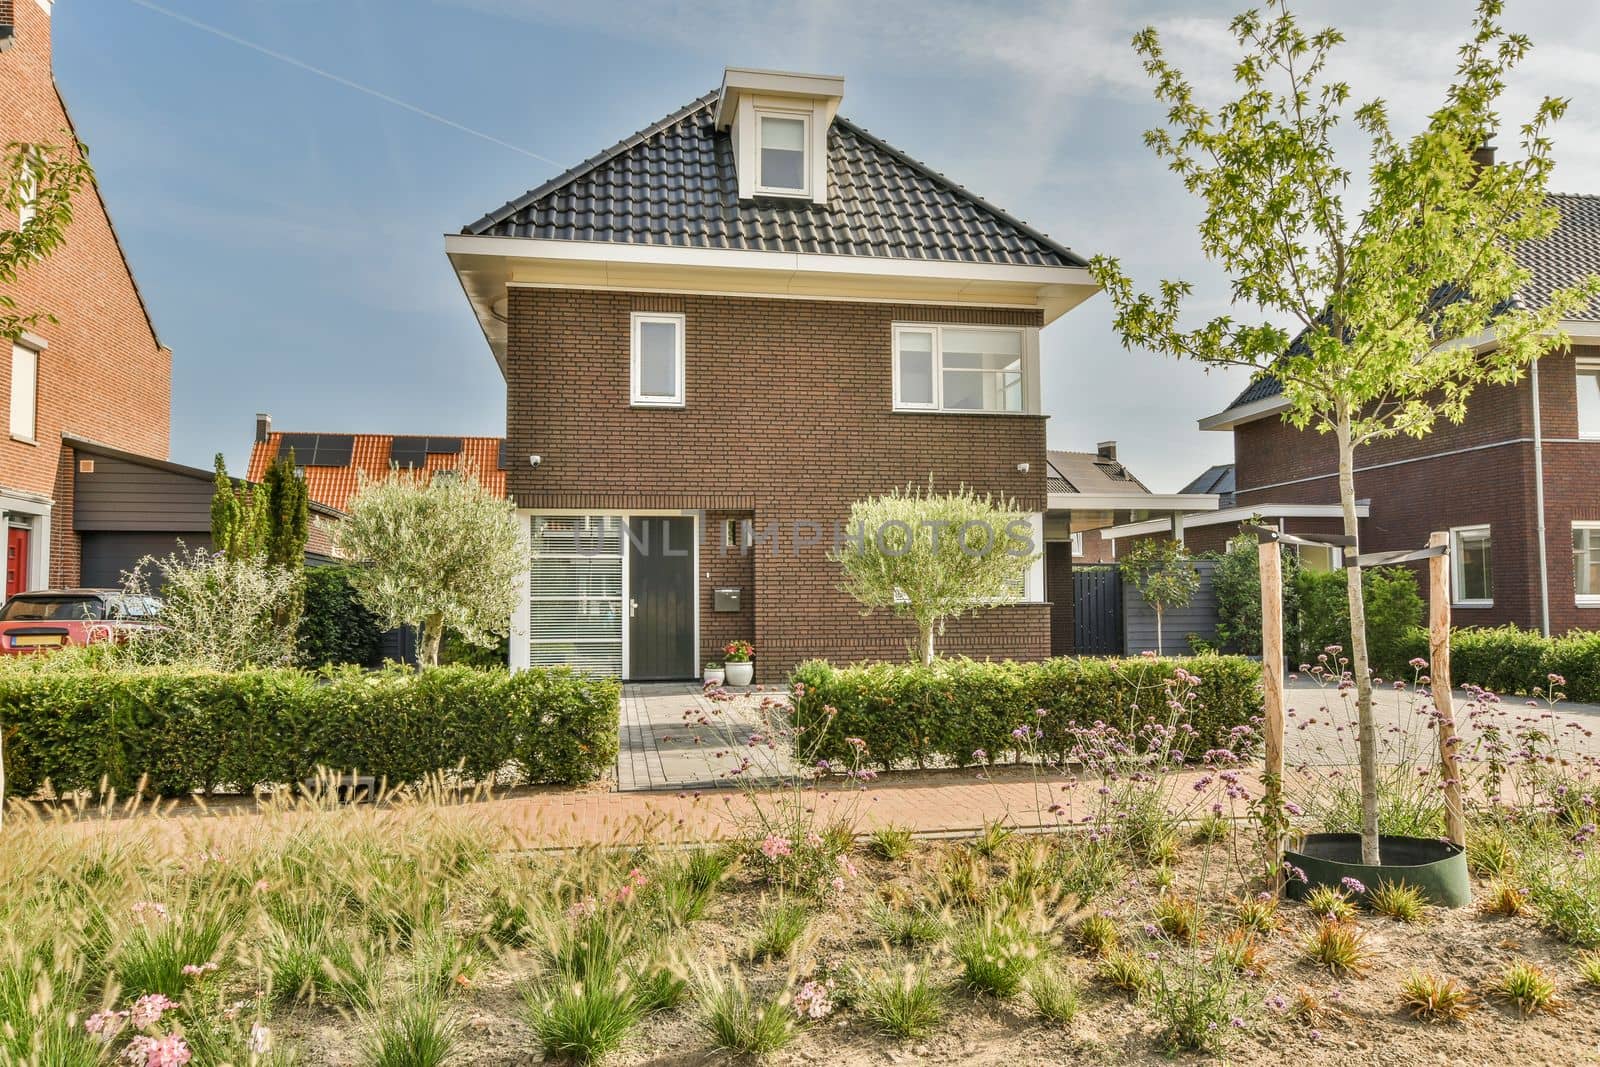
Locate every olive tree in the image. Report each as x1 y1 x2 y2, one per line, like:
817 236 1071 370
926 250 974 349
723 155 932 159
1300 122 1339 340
831 484 1037 666
1119 538 1200 655
333 468 523 667
1089 0 1600 863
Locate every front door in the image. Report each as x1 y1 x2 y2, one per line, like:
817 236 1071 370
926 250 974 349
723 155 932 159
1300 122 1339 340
6 527 29 599
627 516 695 680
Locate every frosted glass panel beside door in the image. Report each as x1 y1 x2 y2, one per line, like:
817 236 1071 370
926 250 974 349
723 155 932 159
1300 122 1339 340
528 515 623 674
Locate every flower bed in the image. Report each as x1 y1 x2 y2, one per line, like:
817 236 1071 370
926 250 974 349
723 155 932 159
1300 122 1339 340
788 655 1262 770
0 664 619 797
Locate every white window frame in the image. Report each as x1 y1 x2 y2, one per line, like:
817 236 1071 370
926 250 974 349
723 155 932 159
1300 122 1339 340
1070 531 1084 557
1578 357 1600 440
753 107 811 198
16 161 36 229
1575 522 1600 607
9 340 38 443
1450 524 1493 607
891 323 1037 415
629 312 685 408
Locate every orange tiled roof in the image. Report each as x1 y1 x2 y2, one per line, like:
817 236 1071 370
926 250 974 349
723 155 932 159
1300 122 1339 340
246 433 507 514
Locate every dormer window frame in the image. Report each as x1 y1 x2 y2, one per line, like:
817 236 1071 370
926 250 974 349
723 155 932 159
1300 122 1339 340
753 105 812 199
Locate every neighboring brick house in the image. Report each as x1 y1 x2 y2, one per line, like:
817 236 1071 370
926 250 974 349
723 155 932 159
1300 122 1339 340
1 0 174 594
447 68 1117 681
1187 190 1600 634
244 415 507 513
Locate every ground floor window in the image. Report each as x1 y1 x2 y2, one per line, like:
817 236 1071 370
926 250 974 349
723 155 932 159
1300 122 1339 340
527 515 623 674
1451 525 1493 606
1575 523 1600 605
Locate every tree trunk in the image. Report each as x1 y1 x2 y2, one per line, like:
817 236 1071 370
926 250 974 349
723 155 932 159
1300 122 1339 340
421 612 446 668
1337 409 1381 865
1154 604 1164 656
918 622 935 667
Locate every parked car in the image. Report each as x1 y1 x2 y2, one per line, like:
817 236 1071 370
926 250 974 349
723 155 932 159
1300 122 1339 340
0 588 161 654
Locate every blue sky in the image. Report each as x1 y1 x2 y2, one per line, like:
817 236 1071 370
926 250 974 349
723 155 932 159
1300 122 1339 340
54 0 1600 489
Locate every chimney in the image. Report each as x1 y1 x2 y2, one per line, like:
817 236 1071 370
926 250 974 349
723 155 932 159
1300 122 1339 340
1472 142 1496 169
255 413 272 443
1097 440 1117 462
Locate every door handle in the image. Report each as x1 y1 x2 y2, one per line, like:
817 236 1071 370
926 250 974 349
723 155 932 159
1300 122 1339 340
629 598 639 618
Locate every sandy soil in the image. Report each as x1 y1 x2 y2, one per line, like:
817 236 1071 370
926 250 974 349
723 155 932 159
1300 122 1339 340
266 835 1600 1067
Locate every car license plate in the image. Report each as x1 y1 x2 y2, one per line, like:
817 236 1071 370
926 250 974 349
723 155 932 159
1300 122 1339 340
12 634 64 648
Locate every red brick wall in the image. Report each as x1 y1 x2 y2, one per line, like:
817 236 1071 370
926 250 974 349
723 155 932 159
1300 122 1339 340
1 0 171 586
1046 540 1073 655
1231 348 1600 633
506 288 1052 679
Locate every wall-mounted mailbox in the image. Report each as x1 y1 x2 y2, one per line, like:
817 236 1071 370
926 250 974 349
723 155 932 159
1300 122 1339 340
713 587 741 612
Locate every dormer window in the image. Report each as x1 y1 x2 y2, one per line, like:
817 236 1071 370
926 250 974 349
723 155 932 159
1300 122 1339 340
757 112 808 195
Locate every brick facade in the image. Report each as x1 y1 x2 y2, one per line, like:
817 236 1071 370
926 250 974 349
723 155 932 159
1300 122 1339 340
1230 346 1600 634
506 287 1052 680
1 0 171 588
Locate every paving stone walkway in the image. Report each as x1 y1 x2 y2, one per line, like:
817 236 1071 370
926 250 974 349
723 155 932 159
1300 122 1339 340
616 683 796 792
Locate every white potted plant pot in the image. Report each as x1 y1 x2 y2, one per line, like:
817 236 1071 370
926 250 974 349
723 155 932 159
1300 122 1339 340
703 663 725 686
725 661 754 686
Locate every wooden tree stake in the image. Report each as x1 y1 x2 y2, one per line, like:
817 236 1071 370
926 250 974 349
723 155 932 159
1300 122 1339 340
1428 530 1467 849
1258 537 1286 872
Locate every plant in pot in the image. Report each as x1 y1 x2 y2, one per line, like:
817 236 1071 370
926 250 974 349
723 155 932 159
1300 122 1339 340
703 661 725 687
1092 0 1596 900
722 640 754 686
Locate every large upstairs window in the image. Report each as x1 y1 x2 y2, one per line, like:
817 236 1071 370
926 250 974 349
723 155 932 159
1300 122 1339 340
1579 356 1600 439
893 324 1031 414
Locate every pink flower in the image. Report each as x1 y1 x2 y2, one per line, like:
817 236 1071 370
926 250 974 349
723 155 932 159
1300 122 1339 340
131 901 168 922
247 1022 272 1055
123 1033 191 1067
128 993 178 1029
180 962 218 979
793 980 834 1020
565 896 599 920
829 875 846 895
84 1009 127 1036
759 834 792 860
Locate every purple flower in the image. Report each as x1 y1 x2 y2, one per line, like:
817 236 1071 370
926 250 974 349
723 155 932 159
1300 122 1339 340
1339 876 1366 895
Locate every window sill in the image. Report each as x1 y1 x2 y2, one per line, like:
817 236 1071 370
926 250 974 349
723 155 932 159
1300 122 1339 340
1578 596 1600 608
629 400 686 410
1453 600 1494 609
891 408 1041 418
10 435 37 447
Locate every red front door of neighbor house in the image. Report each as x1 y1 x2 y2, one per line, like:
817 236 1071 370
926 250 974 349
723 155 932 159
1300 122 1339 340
6 527 29 599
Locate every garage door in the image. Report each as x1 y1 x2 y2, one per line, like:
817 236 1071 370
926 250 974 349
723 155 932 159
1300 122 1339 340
79 532 213 590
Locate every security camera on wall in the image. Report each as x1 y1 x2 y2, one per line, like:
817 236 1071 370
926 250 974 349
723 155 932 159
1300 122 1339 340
528 455 542 468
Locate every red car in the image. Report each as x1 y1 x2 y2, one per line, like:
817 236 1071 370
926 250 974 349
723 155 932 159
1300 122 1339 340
0 589 161 654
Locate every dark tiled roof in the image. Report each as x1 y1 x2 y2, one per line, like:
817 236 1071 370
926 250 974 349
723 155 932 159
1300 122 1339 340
1220 192 1600 413
1046 450 1151 496
464 92 1086 269
1181 464 1235 506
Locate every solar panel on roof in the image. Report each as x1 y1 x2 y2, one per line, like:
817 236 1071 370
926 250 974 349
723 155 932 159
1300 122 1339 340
276 433 353 467
389 438 427 469
425 437 462 455
496 441 508 470
277 433 317 461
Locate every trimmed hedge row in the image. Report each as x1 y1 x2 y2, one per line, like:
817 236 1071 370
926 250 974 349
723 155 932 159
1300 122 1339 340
0 665 619 798
1392 625 1600 703
789 655 1263 770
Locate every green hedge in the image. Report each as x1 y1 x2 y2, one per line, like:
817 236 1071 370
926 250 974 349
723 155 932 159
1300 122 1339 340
789 655 1262 770
1392 625 1600 703
298 566 383 668
0 665 619 798
1293 566 1424 679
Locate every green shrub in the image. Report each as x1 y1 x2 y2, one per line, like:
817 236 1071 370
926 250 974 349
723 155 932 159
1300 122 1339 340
0 665 619 798
1212 533 1300 656
1293 566 1423 678
1389 625 1600 703
298 565 384 668
789 655 1260 770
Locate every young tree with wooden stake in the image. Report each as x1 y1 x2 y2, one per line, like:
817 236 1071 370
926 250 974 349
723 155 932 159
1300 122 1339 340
1090 0 1600 864
1119 538 1200 655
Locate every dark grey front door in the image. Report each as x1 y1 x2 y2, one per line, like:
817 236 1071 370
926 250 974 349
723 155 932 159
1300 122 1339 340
628 516 695 680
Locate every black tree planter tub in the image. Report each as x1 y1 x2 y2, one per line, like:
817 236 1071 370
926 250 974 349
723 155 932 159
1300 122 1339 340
1283 833 1471 908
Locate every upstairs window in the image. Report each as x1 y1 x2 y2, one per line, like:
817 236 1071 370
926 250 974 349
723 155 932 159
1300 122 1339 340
1576 524 1600 605
893 324 1029 414
756 112 808 195
9 342 37 442
1451 525 1493 606
1579 357 1600 439
630 312 685 407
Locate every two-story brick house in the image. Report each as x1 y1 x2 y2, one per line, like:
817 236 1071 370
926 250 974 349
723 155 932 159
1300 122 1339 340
1193 189 1600 636
1 0 173 595
448 68 1102 681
